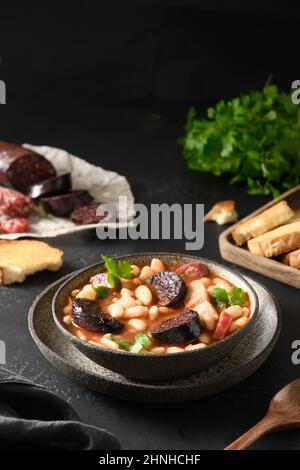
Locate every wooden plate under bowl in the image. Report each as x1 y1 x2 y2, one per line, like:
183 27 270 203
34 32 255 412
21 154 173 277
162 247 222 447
219 185 300 288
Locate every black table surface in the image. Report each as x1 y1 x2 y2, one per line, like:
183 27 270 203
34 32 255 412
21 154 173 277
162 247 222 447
0 103 299 450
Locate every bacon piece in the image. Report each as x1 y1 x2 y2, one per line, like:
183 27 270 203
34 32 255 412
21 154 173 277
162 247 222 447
1 217 29 234
0 187 33 218
214 312 233 340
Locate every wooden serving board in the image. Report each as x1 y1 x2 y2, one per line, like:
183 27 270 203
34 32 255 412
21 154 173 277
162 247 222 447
219 185 300 288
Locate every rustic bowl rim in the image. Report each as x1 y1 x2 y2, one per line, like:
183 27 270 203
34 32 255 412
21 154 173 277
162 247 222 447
52 252 259 359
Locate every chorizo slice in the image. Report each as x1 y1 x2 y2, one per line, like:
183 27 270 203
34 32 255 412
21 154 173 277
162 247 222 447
0 217 29 234
0 186 33 218
177 261 209 278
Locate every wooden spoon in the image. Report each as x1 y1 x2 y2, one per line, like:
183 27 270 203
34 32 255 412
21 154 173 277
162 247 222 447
225 378 300 450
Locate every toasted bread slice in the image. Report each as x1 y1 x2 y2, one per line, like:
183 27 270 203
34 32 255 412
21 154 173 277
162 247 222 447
283 249 300 269
0 240 63 285
231 201 295 246
247 221 300 257
204 200 238 225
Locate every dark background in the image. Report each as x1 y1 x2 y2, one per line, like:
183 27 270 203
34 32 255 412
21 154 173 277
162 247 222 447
1 2 300 450
1 1 300 105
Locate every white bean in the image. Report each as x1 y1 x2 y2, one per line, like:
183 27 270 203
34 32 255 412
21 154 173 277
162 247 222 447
135 285 153 306
117 296 136 309
100 337 119 350
158 306 170 314
235 316 248 328
120 278 134 289
107 303 125 319
88 340 100 346
125 306 148 318
166 346 184 353
151 346 165 354
131 265 140 277
199 332 211 345
121 288 134 297
200 277 212 288
128 318 147 332
71 289 80 297
76 330 87 341
224 305 243 319
207 285 217 295
63 314 72 325
63 304 72 315
213 278 232 292
242 307 250 318
139 266 154 280
150 258 165 272
76 284 97 301
149 305 159 321
185 343 207 351
228 316 248 333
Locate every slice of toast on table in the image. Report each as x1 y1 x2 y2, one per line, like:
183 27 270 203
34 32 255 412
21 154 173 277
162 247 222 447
0 240 63 285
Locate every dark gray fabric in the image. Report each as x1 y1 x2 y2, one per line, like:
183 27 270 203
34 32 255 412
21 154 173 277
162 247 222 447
0 367 121 450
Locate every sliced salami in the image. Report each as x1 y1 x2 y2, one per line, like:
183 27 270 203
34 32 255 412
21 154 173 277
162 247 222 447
71 203 110 225
0 186 33 218
39 190 93 217
0 141 56 191
27 173 72 198
0 217 29 234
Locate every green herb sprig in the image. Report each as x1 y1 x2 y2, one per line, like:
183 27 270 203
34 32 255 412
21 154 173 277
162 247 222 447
102 255 134 291
115 333 152 354
210 287 246 308
180 84 300 197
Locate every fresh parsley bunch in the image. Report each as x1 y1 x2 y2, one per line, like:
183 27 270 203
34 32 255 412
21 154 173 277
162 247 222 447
180 84 300 197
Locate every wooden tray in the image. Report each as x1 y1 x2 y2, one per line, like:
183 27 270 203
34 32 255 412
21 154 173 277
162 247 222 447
219 185 300 288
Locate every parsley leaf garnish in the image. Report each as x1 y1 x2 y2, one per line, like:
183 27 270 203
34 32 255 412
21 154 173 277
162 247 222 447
115 333 152 354
179 84 300 197
210 288 229 307
102 255 134 292
92 284 109 299
210 287 247 308
228 287 247 306
130 333 152 353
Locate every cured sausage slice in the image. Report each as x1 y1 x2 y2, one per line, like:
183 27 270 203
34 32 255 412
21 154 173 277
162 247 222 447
0 187 33 218
177 261 209 278
0 141 56 191
0 217 29 234
39 190 93 217
72 298 123 333
146 271 187 306
151 310 203 344
71 204 110 225
27 173 71 198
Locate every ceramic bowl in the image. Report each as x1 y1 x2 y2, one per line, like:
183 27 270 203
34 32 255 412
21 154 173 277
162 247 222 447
52 253 259 381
